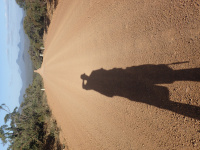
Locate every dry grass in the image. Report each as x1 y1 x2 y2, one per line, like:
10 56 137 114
43 0 59 41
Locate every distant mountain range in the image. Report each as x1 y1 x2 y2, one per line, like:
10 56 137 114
16 12 33 104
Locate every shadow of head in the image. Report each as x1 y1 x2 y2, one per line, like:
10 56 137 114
80 73 89 80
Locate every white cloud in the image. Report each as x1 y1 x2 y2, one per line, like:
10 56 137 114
6 48 11 63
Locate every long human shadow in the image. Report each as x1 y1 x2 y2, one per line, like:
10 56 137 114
81 63 200 120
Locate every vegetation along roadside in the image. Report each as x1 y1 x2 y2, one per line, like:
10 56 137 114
0 0 64 149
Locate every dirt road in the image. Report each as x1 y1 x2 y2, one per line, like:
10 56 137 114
40 0 200 149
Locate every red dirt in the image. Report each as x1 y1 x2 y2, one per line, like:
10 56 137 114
39 0 200 149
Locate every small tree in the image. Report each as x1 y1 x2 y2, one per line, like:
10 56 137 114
0 104 20 146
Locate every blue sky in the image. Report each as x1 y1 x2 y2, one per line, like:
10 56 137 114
0 0 23 149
